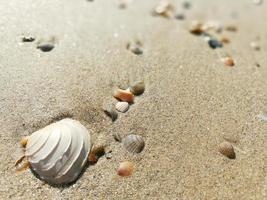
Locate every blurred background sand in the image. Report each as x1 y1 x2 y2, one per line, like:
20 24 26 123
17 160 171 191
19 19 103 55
0 0 266 199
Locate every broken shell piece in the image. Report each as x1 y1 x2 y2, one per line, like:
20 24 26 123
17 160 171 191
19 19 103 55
221 56 235 66
20 136 28 147
126 40 143 55
189 20 203 35
113 89 134 103
257 112 267 121
225 25 237 32
218 142 236 159
122 134 145 153
115 102 129 113
153 0 174 18
130 81 145 96
250 41 260 51
22 36 35 42
25 118 91 184
117 161 134 176
88 145 105 164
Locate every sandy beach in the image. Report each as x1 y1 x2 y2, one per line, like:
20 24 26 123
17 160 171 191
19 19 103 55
0 0 267 199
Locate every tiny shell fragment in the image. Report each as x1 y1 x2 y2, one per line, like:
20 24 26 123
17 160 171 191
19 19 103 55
221 57 234 66
20 136 28 147
22 36 35 42
218 142 236 159
250 41 260 51
117 161 134 176
113 89 134 103
189 20 203 35
126 40 143 55
130 81 145 96
153 0 174 17
225 25 237 32
88 145 105 164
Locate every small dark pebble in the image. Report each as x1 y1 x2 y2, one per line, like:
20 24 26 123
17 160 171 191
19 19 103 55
22 36 35 42
37 43 54 52
208 39 223 49
256 63 261 67
182 1 191 9
175 13 185 20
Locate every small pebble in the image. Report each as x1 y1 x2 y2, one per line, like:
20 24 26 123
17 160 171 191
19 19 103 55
117 161 134 176
182 0 191 9
175 13 185 20
22 36 35 42
37 43 54 52
219 36 230 44
208 38 223 49
218 142 236 159
253 0 263 5
250 41 260 51
130 81 145 96
221 56 234 66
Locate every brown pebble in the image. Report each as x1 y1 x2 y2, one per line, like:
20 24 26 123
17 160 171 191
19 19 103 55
220 36 230 44
130 81 145 96
117 161 134 176
218 142 236 159
221 56 234 66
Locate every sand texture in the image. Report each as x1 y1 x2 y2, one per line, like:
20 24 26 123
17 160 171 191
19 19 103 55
0 0 267 199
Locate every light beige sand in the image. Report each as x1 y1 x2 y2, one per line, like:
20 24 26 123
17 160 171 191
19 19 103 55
0 0 267 199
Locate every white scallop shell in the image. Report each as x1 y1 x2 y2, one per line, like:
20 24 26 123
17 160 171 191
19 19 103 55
122 134 145 153
115 102 129 113
25 118 91 184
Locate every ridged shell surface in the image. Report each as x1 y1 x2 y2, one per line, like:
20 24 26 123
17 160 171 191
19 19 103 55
115 102 129 113
122 134 145 153
25 118 91 184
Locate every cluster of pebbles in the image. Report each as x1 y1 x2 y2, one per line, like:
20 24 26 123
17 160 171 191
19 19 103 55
189 20 237 67
21 35 55 52
152 0 191 20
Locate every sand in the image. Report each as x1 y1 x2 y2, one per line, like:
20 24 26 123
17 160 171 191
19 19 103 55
0 0 267 199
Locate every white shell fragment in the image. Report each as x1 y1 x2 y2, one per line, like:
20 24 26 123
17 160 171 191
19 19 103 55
122 134 145 153
115 102 129 113
25 118 91 184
